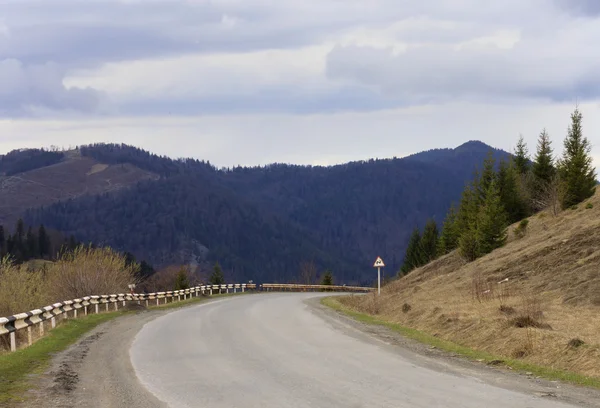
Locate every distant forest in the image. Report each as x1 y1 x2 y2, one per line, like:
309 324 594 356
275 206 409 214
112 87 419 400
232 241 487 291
0 148 64 176
26 142 510 285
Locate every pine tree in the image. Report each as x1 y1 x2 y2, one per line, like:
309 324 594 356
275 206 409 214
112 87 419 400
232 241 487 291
209 262 225 285
321 270 333 286
26 226 38 260
497 160 528 223
532 128 555 187
0 225 5 257
476 152 496 204
174 267 190 290
558 108 597 208
38 224 50 259
475 180 509 256
514 135 530 175
400 228 425 275
437 205 459 255
420 219 439 263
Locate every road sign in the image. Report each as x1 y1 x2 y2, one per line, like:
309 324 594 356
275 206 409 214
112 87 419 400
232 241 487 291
373 257 385 268
373 257 384 295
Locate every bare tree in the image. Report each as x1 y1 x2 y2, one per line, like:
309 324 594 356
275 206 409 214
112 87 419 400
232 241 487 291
299 261 317 285
531 174 568 216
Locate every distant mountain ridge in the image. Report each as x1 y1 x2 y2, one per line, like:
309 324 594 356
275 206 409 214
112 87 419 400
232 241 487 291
3 141 513 284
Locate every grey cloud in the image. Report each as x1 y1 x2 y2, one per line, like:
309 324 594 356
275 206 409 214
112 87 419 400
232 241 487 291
325 42 600 104
555 0 600 15
0 59 102 116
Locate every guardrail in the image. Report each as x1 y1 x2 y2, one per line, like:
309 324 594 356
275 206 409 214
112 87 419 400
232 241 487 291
0 282 372 353
260 283 374 292
0 283 252 353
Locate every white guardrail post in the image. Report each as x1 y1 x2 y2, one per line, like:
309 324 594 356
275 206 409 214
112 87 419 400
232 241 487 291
1 282 372 352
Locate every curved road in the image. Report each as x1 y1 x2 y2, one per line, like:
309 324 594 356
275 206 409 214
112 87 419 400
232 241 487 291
130 293 581 408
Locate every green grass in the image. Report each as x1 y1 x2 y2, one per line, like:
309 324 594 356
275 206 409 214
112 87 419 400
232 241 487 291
0 312 124 404
0 290 250 404
322 297 600 389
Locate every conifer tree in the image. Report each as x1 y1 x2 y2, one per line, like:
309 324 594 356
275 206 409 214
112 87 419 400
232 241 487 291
475 180 509 256
26 226 38 259
532 128 555 187
438 205 459 255
38 224 50 259
420 219 439 263
400 228 425 275
209 262 225 285
0 225 5 257
321 270 333 286
497 160 528 223
514 135 530 175
174 267 190 290
476 152 496 204
558 108 597 208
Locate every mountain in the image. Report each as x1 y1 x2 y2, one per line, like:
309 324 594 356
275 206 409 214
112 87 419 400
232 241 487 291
2 141 512 285
0 148 158 227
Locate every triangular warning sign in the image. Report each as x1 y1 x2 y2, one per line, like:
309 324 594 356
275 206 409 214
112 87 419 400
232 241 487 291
373 257 385 268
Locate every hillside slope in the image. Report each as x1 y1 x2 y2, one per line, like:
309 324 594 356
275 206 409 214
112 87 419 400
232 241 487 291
340 191 600 378
9 141 510 283
0 151 158 226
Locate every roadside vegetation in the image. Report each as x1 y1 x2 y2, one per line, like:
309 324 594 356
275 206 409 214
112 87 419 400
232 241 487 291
332 107 600 385
400 107 596 273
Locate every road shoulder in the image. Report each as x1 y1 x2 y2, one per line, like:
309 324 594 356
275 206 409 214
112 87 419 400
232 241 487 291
310 296 600 408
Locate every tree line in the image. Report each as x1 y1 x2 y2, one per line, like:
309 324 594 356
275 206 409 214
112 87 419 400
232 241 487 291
401 107 597 274
0 219 74 263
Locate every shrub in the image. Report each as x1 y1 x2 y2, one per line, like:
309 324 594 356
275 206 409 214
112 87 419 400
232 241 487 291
0 256 49 317
513 219 529 239
585 202 594 209
402 303 412 313
568 338 585 348
570 205 578 211
44 245 139 302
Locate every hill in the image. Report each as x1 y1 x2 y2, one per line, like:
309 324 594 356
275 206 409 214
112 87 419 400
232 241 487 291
0 149 159 227
338 190 600 379
11 141 510 284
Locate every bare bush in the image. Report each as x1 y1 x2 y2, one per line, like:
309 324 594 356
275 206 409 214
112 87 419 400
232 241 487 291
299 261 318 285
471 270 493 303
0 256 49 317
45 246 139 302
531 174 568 216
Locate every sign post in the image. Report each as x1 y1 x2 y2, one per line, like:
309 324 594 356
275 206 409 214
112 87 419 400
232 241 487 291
373 257 385 295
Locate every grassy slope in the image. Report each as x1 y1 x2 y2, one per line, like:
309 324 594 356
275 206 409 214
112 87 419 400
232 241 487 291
0 292 244 404
333 190 600 382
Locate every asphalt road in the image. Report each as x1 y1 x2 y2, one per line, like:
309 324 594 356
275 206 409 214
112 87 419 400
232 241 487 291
129 293 583 408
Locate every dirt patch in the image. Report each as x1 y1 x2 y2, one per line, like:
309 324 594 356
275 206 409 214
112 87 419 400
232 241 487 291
86 164 109 176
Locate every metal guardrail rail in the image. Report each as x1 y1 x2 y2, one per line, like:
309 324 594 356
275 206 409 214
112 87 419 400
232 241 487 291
1 282 371 353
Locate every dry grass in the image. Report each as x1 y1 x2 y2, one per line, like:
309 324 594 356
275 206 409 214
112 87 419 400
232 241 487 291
339 190 600 379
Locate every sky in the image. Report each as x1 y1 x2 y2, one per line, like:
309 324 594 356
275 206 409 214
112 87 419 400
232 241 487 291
1 0 600 168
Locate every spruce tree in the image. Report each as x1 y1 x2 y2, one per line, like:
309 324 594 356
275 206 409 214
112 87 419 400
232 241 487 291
532 128 555 187
438 205 459 255
559 108 597 208
514 135 530 175
476 152 496 204
400 228 425 275
0 225 5 257
174 267 190 290
420 219 439 263
321 270 333 286
209 262 225 285
475 180 509 256
38 224 50 259
26 226 38 260
497 160 528 223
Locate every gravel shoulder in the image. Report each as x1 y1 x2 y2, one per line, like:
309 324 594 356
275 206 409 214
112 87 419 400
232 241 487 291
310 296 600 408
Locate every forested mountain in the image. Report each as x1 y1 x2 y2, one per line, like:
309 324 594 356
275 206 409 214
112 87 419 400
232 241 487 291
18 141 510 285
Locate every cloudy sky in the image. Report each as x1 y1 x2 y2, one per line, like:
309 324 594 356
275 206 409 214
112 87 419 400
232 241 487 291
1 0 600 168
